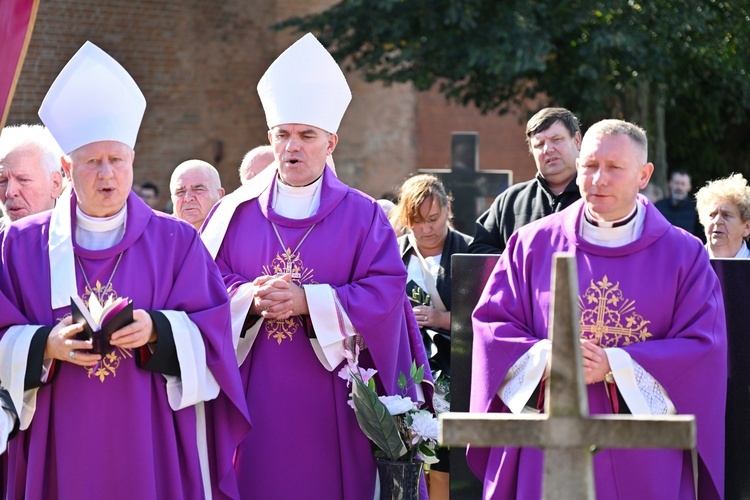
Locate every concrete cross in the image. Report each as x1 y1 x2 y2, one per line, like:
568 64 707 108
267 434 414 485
440 254 696 499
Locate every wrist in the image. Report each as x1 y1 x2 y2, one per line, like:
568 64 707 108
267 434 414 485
442 310 451 330
249 302 260 316
294 286 309 316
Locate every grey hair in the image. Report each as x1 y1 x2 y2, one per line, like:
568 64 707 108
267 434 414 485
0 124 63 177
696 173 750 227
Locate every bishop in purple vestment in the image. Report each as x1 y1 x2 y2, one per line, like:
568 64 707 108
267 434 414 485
0 42 250 499
201 33 431 500
469 120 726 499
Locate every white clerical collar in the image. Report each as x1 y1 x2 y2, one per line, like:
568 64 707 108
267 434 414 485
76 204 127 232
272 174 323 219
584 204 637 228
706 240 750 259
580 203 645 247
75 204 127 250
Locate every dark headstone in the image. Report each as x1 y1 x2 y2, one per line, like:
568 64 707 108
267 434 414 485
420 133 510 235
448 253 499 497
711 259 750 499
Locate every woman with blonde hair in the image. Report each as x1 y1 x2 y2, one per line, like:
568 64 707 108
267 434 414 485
391 173 473 499
696 173 750 258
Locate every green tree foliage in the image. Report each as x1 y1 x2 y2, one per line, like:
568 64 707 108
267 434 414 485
277 0 750 188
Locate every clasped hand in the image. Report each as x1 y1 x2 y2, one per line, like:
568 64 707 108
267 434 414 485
250 274 308 320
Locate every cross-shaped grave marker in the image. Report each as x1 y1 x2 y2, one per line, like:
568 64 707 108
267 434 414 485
440 254 696 499
420 132 511 235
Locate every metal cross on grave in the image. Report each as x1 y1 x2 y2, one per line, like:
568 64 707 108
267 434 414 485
419 132 511 235
439 254 696 499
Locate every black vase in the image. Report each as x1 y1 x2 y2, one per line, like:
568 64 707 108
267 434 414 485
376 459 423 500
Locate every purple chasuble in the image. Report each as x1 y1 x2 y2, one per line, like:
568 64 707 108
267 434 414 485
211 167 431 500
468 197 726 500
0 192 250 500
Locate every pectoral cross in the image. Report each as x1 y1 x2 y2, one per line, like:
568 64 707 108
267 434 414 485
282 253 301 280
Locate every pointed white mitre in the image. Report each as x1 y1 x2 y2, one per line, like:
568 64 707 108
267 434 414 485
38 41 146 154
257 33 351 134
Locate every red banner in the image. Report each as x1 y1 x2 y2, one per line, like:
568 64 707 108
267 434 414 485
0 0 40 129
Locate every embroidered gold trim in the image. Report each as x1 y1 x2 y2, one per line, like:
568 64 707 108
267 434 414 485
86 346 133 382
261 249 317 344
579 275 652 347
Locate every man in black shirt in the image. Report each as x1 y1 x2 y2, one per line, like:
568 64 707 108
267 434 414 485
655 170 703 241
468 107 582 254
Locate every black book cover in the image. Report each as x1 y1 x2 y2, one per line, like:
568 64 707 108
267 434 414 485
406 280 431 306
71 297 134 356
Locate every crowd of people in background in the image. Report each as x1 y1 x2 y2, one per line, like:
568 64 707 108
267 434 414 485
0 31 737 500
45 111 734 263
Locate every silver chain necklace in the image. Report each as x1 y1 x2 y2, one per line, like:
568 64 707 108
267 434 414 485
75 252 124 303
271 223 316 279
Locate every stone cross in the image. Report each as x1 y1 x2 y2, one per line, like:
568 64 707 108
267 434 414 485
440 254 696 499
420 132 510 235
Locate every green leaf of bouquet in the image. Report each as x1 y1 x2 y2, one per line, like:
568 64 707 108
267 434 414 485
352 375 407 461
397 372 407 390
414 364 425 384
418 444 436 456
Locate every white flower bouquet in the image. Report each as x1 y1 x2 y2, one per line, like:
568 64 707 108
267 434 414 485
339 344 439 463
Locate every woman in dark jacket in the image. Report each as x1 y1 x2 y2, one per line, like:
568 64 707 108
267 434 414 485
392 174 472 500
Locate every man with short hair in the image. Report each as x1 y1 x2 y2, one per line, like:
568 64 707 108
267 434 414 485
138 180 160 209
469 119 726 499
0 124 63 230
656 169 702 239
468 107 582 254
0 41 249 498
238 145 274 185
202 33 430 499
170 159 225 230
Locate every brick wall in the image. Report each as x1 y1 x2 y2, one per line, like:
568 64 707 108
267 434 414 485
9 0 534 211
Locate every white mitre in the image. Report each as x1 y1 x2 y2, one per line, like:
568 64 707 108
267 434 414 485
38 41 146 154
257 33 351 134
38 41 146 310
202 34 351 258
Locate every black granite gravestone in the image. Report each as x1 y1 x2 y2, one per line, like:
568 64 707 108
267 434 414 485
711 259 750 499
420 133 510 235
448 254 498 497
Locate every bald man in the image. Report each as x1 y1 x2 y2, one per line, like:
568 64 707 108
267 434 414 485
170 159 225 230
239 145 274 185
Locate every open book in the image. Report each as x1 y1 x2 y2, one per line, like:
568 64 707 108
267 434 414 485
71 295 133 356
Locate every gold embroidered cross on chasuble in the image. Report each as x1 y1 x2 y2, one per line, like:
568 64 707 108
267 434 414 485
578 275 652 347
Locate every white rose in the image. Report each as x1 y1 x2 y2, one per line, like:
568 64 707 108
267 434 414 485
409 410 438 442
379 395 417 415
